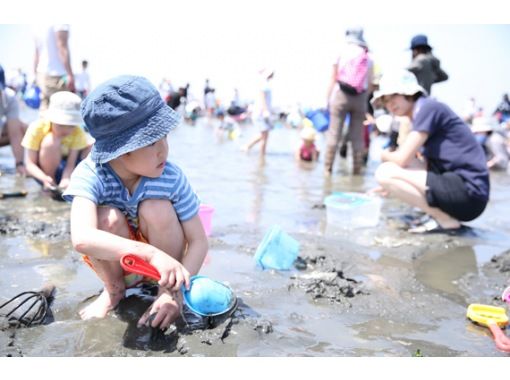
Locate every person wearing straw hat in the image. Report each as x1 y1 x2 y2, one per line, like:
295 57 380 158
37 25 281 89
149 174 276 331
21 91 91 191
295 127 320 162
62 76 208 330
371 70 489 233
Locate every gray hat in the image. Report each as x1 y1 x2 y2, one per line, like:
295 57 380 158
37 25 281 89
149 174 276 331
82 75 181 164
345 27 367 48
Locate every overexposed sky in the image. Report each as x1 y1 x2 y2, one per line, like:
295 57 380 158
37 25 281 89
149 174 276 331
1 1 509 116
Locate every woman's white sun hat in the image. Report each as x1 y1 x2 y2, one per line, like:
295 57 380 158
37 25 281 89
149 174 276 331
371 69 427 106
45 91 83 126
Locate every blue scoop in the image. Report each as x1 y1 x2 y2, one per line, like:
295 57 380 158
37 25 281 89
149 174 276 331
181 275 236 317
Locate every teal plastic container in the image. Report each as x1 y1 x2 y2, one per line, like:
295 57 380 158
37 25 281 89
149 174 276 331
181 275 236 317
254 225 300 270
324 192 381 228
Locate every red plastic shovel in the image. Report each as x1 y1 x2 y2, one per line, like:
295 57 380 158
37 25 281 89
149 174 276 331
120 254 160 281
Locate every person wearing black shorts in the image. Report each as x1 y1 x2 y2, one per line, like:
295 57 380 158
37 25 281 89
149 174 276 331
370 70 489 233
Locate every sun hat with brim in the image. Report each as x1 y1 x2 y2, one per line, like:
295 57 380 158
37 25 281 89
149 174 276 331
300 127 316 141
410 34 432 50
345 27 367 48
82 75 181 164
371 69 427 107
44 91 83 126
471 117 496 133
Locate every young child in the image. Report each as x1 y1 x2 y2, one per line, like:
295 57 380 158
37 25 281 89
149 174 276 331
295 127 320 162
371 70 489 233
215 108 240 140
62 75 208 330
21 91 91 190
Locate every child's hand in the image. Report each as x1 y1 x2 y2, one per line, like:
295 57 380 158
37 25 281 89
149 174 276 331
42 176 56 190
150 251 191 292
137 290 182 330
58 178 70 190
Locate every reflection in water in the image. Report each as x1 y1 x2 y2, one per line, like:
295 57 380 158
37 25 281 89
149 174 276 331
414 246 478 304
246 159 267 225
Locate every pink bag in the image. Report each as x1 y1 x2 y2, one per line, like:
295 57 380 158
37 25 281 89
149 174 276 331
336 50 369 95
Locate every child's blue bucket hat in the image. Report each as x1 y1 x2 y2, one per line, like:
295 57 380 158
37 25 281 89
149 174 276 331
81 75 181 164
181 275 236 317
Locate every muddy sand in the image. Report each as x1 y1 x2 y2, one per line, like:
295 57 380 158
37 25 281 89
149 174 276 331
1 120 509 356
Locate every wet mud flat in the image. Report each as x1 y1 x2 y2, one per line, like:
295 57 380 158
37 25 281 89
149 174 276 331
1 123 510 356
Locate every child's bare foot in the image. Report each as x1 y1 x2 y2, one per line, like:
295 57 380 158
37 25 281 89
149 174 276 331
79 288 124 320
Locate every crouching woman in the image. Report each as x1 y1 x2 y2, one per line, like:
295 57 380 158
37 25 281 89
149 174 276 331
372 70 489 233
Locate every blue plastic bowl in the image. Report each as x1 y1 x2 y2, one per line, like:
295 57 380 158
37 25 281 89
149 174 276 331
181 275 236 317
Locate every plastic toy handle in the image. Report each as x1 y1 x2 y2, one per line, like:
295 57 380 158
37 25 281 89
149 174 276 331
120 254 161 281
488 321 510 353
0 190 28 199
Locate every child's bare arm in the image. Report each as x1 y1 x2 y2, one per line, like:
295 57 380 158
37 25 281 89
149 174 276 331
59 149 80 188
180 214 209 275
70 196 190 290
25 149 55 188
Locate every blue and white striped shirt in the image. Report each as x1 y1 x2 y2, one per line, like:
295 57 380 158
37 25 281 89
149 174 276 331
63 156 200 228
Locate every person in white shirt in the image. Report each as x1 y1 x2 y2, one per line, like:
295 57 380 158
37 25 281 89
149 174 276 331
75 60 91 99
34 24 75 110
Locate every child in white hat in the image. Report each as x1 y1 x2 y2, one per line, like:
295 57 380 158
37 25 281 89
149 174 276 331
21 91 91 191
295 127 320 162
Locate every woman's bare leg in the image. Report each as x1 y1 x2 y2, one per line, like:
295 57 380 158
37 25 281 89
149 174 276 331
375 161 461 229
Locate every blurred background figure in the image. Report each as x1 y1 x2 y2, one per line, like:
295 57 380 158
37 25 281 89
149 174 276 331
493 93 510 123
158 78 174 103
0 63 28 175
471 116 510 171
295 126 320 163
6 67 28 98
324 26 374 176
34 24 75 110
462 97 480 125
242 68 275 156
407 34 448 95
75 60 91 99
